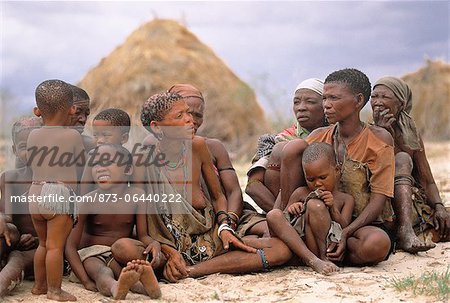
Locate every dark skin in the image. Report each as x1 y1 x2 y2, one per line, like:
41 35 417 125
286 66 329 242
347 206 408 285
142 97 244 226
247 87 326 213
71 99 95 152
129 100 292 282
267 156 354 275
0 131 38 297
371 85 449 243
280 82 393 265
79 119 129 196
27 104 84 302
185 96 243 224
66 145 161 299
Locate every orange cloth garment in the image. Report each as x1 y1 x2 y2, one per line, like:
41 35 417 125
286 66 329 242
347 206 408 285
306 124 394 198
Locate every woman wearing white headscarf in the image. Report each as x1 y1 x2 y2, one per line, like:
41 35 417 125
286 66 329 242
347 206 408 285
371 76 449 253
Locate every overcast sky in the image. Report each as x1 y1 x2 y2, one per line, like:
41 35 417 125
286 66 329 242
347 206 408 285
1 0 449 124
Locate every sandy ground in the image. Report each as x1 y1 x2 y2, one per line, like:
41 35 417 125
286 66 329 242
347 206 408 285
2 142 450 303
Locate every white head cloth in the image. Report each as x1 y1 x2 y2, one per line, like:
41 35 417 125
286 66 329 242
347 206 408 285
295 78 324 96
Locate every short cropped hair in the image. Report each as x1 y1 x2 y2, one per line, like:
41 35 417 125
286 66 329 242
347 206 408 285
11 116 43 145
140 92 183 132
302 142 336 166
325 68 371 105
35 79 73 116
94 108 131 134
69 84 90 103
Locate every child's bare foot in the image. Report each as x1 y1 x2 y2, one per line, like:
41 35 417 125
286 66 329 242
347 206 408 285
131 259 161 299
112 262 142 300
308 257 340 275
46 289 76 302
31 284 47 295
397 226 435 253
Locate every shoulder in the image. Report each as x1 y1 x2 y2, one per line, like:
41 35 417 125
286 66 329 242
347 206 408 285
305 126 334 144
206 138 229 158
336 191 354 203
206 138 225 150
367 124 394 146
193 136 208 150
308 126 331 137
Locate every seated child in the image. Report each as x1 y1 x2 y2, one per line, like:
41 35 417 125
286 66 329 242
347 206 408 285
27 79 85 301
0 117 42 297
267 142 354 275
80 108 130 195
65 144 161 300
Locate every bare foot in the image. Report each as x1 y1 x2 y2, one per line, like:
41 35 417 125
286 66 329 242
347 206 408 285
308 257 340 275
131 259 161 299
47 289 77 302
112 262 142 300
31 284 47 295
397 226 436 253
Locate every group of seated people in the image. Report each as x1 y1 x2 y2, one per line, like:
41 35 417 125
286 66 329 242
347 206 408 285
0 68 448 301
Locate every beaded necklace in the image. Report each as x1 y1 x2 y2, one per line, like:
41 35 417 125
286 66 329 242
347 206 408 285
157 142 189 198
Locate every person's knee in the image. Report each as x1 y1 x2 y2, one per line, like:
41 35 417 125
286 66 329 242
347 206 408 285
111 238 142 264
358 231 390 265
306 199 328 217
270 142 288 163
395 152 413 176
265 238 292 267
266 209 284 230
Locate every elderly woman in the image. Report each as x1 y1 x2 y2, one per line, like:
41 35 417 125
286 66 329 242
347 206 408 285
371 77 449 253
246 78 326 213
113 92 292 282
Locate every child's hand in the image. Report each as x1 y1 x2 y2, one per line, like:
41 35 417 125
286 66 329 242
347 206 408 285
287 202 304 217
144 241 162 267
319 191 334 208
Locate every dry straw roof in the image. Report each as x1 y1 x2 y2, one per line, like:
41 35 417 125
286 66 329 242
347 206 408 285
78 19 269 157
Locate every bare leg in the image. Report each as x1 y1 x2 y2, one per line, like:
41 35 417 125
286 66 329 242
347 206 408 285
393 152 435 253
45 215 76 302
130 260 161 299
188 237 292 278
304 199 332 260
113 262 142 300
111 238 147 266
345 226 391 265
0 250 24 297
247 221 270 238
267 209 338 275
30 215 47 295
83 257 117 297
